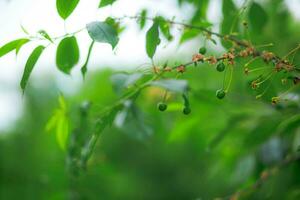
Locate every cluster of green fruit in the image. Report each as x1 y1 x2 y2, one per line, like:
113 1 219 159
156 47 228 113
199 47 226 100
157 102 191 115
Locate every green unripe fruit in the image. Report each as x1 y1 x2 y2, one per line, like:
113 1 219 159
216 89 226 99
199 47 207 55
183 107 191 115
157 102 167 112
216 63 225 72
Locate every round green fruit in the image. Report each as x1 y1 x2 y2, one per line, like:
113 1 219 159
199 47 207 55
183 107 191 115
157 102 167 111
216 89 226 99
216 63 225 72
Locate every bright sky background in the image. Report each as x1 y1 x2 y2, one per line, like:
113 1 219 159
0 0 299 131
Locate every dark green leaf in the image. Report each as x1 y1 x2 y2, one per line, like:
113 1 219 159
56 36 80 74
20 45 45 91
248 2 268 33
86 21 119 49
146 20 160 59
98 0 116 8
56 0 79 20
0 38 30 58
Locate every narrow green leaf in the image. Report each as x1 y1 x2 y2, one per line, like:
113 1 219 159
0 38 30 58
98 0 116 8
248 2 268 33
20 45 45 91
191 0 209 22
56 36 80 74
146 20 160 59
56 113 70 150
157 16 173 41
38 30 53 43
86 21 119 49
56 0 80 20
220 0 238 48
81 41 95 78
139 9 147 29
20 25 29 35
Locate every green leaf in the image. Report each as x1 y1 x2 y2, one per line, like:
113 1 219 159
0 38 30 58
81 41 95 78
56 36 80 74
191 0 209 22
150 79 188 93
180 29 200 44
86 21 119 49
38 30 53 43
248 2 268 33
146 20 160 59
46 95 70 150
105 17 126 34
157 16 173 41
56 0 79 20
221 0 238 34
98 0 116 8
220 0 238 48
139 9 147 29
20 45 45 92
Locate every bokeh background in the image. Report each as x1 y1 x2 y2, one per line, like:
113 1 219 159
1 0 300 199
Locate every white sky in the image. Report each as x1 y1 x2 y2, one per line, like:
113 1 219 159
0 0 299 131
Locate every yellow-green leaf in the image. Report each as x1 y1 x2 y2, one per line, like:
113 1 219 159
0 38 29 58
46 95 70 150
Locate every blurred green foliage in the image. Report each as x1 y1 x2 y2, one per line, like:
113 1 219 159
1 0 300 199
